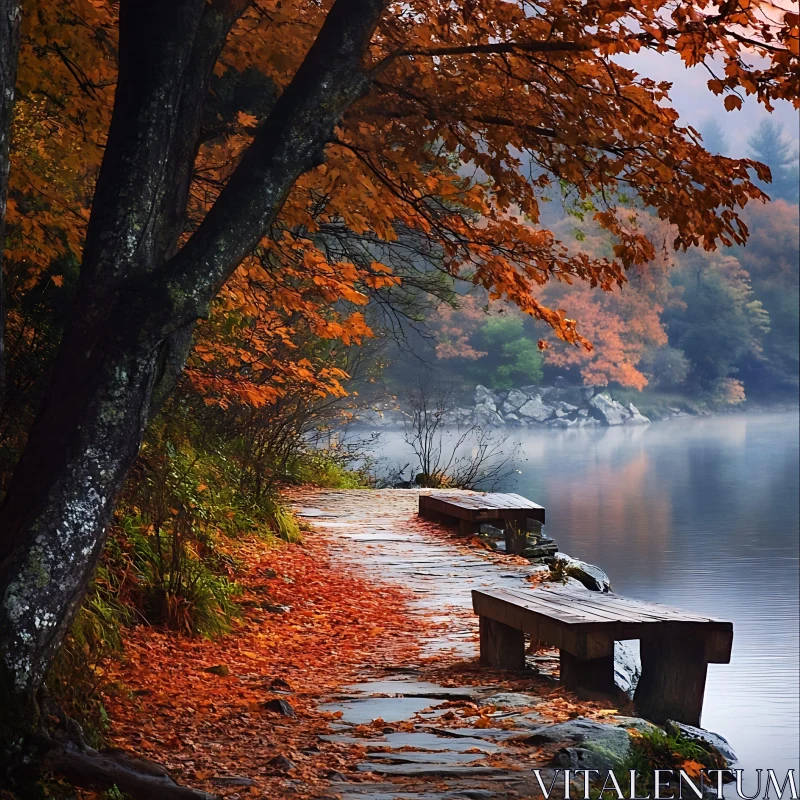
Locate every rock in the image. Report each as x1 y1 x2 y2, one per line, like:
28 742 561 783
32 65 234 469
521 717 636 769
263 603 291 613
589 393 631 426
612 716 659 733
366 751 487 765
558 576 590 591
614 641 641 698
266 755 296 773
548 417 578 428
358 763 495 777
551 553 612 592
481 692 540 709
320 696 434 724
473 403 504 427
549 387 588 406
211 776 255 787
579 417 600 427
554 401 579 413
504 412 522 426
518 396 555 422
474 385 494 405
263 698 297 717
502 388 528 414
524 542 558 558
203 664 230 677
556 747 619 771
627 403 651 425
665 721 738 766
479 524 505 539
343 680 481 699
444 407 474 426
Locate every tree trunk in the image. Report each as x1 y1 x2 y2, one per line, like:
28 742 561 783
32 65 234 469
0 0 385 787
0 0 22 399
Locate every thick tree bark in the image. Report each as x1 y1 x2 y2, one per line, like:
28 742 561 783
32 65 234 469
0 0 386 787
0 0 22 399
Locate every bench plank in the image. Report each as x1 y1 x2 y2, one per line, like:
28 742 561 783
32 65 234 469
479 587 729 628
420 492 545 522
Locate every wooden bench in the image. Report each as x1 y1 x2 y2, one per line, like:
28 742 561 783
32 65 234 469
472 586 733 727
419 492 545 537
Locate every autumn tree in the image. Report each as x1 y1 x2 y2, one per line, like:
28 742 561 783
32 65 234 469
540 215 675 389
0 0 797 787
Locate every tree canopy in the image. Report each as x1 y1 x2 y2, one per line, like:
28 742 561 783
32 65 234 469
7 0 798 359
0 0 797 789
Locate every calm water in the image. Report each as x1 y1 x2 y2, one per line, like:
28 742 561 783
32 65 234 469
375 413 800 774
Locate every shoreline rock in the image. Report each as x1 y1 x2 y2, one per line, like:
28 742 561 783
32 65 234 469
348 385 796 430
548 552 613 592
469 384 651 429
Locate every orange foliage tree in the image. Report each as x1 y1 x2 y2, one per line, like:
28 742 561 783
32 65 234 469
540 216 676 389
0 0 797 782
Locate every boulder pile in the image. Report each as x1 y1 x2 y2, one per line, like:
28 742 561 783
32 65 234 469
448 381 650 429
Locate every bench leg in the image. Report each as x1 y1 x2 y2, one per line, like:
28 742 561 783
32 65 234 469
634 636 708 726
479 617 525 670
560 651 616 695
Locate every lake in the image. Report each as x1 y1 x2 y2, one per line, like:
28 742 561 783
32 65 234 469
373 412 800 775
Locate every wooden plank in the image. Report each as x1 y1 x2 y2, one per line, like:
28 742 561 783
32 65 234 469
483 588 654 627
420 496 472 520
547 587 722 623
473 590 614 659
507 587 728 626
473 589 733 657
474 589 597 625
499 588 655 625
431 492 543 513
494 588 630 624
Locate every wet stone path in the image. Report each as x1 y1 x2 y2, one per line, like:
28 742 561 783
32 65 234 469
290 489 635 800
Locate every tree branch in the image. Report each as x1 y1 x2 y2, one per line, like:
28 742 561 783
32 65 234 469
155 0 389 327
394 40 589 58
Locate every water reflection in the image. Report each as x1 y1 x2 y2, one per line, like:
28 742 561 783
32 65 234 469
376 413 800 773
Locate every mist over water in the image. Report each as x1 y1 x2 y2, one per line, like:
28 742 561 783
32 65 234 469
375 413 800 774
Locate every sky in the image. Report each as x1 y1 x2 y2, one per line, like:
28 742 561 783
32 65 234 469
621 50 799 158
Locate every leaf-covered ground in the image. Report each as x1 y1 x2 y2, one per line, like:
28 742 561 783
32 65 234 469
96 489 623 799
100 523 422 797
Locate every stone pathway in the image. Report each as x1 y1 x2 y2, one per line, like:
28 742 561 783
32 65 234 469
289 489 637 800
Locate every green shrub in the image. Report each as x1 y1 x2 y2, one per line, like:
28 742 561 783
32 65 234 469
46 564 131 746
126 522 242 638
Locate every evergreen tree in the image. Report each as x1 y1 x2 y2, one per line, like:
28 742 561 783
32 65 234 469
701 118 729 155
748 120 799 203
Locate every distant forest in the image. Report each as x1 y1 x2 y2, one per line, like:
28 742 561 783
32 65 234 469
381 119 800 407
